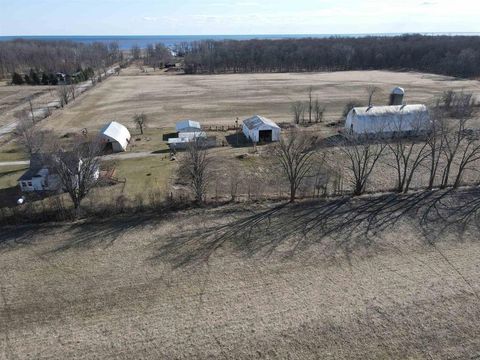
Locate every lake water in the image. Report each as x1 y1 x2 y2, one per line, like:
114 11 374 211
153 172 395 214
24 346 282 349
1 33 479 50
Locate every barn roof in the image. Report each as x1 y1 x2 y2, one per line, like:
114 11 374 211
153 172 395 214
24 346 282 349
243 115 280 130
351 104 428 120
176 120 201 132
100 121 131 149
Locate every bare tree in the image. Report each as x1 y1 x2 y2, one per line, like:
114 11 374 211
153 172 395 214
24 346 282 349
339 133 387 196
426 106 447 189
274 131 317 202
57 84 69 108
26 96 35 123
181 139 210 204
366 85 379 107
69 84 76 101
314 98 325 123
50 140 101 217
452 131 480 188
439 94 476 188
307 86 313 123
291 101 305 125
133 113 148 135
131 44 141 60
387 114 430 193
15 117 56 156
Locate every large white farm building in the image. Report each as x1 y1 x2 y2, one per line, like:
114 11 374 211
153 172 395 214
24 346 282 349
242 115 281 142
99 121 131 152
345 104 430 135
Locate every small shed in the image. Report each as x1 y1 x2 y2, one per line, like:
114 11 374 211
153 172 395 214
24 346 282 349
345 105 430 135
176 120 202 133
168 131 207 149
99 121 131 152
242 115 281 143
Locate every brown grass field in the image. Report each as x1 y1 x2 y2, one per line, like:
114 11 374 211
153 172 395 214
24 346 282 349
36 69 480 133
2 69 480 358
2 195 480 359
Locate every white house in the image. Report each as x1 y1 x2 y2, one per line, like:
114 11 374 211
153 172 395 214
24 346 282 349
99 121 131 152
242 115 281 143
18 153 100 193
176 120 202 133
345 105 430 135
18 154 60 192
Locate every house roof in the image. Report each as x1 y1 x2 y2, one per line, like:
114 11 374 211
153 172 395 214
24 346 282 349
100 121 131 149
18 168 40 181
351 104 428 120
176 120 201 132
243 115 280 130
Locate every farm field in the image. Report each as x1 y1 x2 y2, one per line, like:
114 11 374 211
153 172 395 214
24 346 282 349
34 68 480 134
1 199 480 359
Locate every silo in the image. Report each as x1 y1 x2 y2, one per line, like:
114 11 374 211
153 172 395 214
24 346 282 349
389 87 405 105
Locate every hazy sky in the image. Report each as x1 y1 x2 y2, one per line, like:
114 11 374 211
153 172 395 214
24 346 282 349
0 0 478 35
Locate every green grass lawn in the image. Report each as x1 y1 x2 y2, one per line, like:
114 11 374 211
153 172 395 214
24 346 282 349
105 156 174 199
0 142 28 162
0 165 27 189
128 128 173 154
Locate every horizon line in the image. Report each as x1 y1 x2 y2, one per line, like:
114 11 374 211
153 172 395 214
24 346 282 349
2 31 480 37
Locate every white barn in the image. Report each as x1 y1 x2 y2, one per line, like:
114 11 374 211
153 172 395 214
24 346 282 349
99 121 131 152
176 120 202 133
345 105 430 135
242 115 281 143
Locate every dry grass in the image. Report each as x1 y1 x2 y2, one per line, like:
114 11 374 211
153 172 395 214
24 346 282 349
1 196 480 359
37 69 480 134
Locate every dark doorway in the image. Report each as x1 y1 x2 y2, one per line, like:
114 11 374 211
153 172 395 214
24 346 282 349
103 141 113 154
259 130 273 142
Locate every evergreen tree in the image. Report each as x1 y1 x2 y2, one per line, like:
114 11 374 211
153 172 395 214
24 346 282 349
30 69 40 85
24 74 31 85
12 72 24 85
41 73 49 85
49 74 58 85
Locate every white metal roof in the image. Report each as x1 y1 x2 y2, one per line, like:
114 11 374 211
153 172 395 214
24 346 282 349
243 115 280 130
100 121 131 149
176 120 201 132
351 104 428 119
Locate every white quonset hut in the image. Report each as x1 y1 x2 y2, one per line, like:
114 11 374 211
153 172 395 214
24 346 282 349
176 120 202 133
345 105 430 135
242 115 281 143
99 121 131 152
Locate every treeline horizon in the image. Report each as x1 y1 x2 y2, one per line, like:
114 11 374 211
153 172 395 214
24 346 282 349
0 39 123 79
181 35 480 78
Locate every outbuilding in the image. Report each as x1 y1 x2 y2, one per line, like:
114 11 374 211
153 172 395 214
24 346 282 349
345 105 430 135
99 121 131 152
176 120 202 133
242 115 281 143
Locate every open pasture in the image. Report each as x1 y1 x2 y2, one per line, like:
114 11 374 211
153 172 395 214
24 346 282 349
40 69 480 134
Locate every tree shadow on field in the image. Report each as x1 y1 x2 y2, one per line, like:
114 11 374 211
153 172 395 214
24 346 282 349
0 224 61 250
152 188 480 268
49 214 155 252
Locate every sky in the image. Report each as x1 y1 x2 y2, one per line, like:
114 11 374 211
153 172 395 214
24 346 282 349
0 0 479 36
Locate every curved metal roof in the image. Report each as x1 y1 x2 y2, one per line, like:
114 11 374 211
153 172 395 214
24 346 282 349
100 121 131 150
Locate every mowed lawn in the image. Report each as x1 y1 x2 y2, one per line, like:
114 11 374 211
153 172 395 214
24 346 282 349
41 69 480 134
1 203 480 359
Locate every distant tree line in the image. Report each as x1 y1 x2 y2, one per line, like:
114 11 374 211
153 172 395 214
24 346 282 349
0 39 123 81
182 35 480 78
11 67 95 86
143 43 173 70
